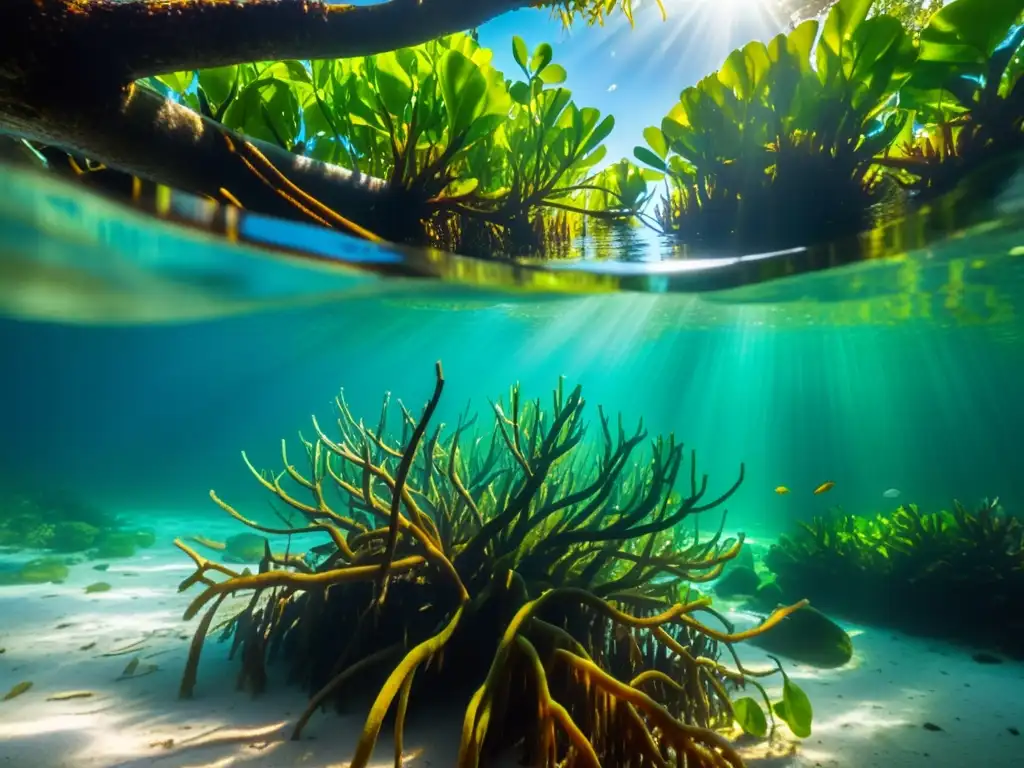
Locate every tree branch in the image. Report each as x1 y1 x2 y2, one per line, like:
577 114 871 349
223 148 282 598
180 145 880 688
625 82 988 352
0 0 546 238
5 0 531 84
8 80 417 235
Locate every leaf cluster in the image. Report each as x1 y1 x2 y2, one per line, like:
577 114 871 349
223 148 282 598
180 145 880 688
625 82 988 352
764 496 1024 653
148 33 649 255
634 0 1024 252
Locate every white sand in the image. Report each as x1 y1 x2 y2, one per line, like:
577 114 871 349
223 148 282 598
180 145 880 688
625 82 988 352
1 519 1022 768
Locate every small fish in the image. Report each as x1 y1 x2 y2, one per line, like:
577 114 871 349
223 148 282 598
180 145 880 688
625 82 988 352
774 486 790 495
85 582 111 594
883 488 901 499
3 681 32 701
813 481 835 495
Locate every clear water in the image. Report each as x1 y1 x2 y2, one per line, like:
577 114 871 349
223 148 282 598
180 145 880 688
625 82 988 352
2 163 1024 767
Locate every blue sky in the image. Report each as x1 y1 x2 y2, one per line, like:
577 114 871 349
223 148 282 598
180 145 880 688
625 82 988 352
476 1 786 163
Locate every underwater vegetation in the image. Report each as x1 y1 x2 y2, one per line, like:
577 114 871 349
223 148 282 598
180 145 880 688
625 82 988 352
176 364 813 767
0 489 156 572
764 497 1024 656
634 0 1024 252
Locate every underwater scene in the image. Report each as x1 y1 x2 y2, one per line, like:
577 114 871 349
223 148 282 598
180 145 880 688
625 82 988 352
3 1 1024 768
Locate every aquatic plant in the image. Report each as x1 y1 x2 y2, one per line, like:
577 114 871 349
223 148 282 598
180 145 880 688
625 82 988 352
635 0 1024 253
872 0 945 35
0 0 670 251
30 33 650 257
0 489 155 559
176 364 811 767
764 497 1024 655
1 0 851 258
635 0 918 252
878 0 1024 198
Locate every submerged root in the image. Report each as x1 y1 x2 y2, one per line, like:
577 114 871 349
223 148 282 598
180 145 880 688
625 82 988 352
176 364 807 767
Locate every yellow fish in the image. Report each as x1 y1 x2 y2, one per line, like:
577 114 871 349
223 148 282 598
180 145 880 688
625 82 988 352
813 481 836 495
774 486 790 495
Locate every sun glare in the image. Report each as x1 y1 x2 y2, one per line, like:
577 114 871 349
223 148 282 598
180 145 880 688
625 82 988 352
598 0 788 84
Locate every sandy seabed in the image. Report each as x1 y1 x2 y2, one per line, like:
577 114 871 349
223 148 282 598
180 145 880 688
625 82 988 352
1 518 1023 768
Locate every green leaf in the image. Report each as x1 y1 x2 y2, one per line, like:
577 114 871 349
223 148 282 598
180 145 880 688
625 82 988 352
643 126 668 159
846 15 917 113
773 699 789 721
573 143 607 170
579 113 614 157
442 177 479 198
539 64 567 85
311 60 335 91
781 678 813 738
919 0 1024 65
733 697 768 738
512 36 529 72
820 0 875 59
438 49 489 138
634 145 667 172
817 0 874 85
531 42 554 75
221 77 300 148
510 81 531 105
719 42 771 103
197 66 238 110
373 52 414 117
155 70 195 96
463 113 507 150
782 20 819 74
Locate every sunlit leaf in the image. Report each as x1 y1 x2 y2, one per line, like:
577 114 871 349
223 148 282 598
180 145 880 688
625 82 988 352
439 49 489 138
733 697 768 738
512 36 529 72
540 64 567 85
818 0 874 86
156 70 194 95
919 0 1024 65
373 51 414 117
580 114 614 156
531 42 554 75
779 677 813 738
643 126 668 159
441 177 480 198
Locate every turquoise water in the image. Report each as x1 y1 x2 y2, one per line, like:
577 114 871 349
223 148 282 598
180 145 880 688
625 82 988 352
2 163 1024 767
3 164 1022 531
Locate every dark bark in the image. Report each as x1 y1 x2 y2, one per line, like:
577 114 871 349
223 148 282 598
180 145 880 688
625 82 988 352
0 0 532 237
0 0 528 84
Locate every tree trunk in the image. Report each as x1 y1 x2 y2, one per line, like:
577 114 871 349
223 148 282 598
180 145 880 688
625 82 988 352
0 0 531 237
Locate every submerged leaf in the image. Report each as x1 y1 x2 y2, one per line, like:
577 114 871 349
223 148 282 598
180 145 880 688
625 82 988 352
733 696 769 737
781 676 813 737
2 681 32 701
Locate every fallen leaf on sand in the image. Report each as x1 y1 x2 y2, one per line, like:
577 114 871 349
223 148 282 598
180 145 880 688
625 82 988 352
3 681 32 701
47 691 95 701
